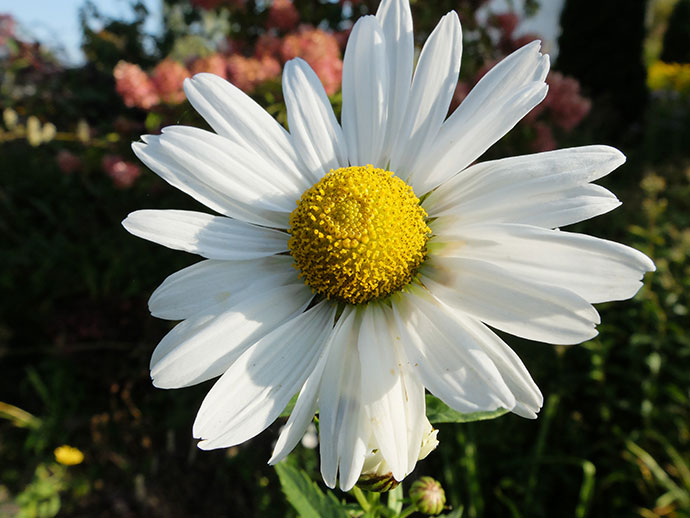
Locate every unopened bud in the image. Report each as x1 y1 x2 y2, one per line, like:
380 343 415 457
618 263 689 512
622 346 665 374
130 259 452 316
356 471 399 493
410 476 445 515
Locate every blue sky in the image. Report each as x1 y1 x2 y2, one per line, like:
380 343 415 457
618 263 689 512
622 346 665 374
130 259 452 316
2 0 162 64
2 0 563 65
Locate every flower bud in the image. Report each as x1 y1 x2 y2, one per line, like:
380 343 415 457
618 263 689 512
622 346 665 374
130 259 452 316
410 476 446 515
356 471 399 493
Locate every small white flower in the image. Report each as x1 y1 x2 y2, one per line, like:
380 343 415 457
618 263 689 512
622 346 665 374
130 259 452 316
123 0 654 491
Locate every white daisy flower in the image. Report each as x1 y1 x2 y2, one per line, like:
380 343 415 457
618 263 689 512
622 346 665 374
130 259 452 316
123 0 655 491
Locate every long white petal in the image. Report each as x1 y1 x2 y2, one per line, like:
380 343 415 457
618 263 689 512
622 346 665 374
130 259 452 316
319 307 368 490
376 0 413 164
148 257 295 321
341 16 388 168
194 301 336 449
150 283 313 388
392 288 516 412
269 320 337 464
283 58 348 181
421 257 600 344
183 74 307 188
392 12 462 181
424 145 625 228
132 139 287 228
441 312 543 418
122 210 288 260
358 304 409 481
434 223 655 303
132 128 297 228
414 41 549 193
156 126 302 209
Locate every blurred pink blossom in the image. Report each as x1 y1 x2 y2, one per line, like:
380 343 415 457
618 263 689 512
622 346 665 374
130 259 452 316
280 26 343 95
113 61 159 110
102 155 141 189
531 121 556 152
56 150 82 174
544 71 592 131
266 0 300 32
227 55 281 93
255 34 282 59
151 59 190 104
190 54 228 79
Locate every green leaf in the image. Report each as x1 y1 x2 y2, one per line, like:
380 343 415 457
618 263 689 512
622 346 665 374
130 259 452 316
426 394 509 424
279 393 298 417
274 463 348 518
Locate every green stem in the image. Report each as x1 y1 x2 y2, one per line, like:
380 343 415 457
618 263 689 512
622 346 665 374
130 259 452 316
398 504 418 518
351 486 372 513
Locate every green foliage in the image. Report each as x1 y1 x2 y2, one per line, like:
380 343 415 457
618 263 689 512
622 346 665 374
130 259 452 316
275 463 349 518
425 396 509 424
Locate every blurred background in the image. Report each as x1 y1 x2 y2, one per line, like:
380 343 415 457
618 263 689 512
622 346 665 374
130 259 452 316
0 0 688 516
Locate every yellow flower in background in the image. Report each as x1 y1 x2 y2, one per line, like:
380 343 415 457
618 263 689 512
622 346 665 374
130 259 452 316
648 61 690 94
54 445 84 466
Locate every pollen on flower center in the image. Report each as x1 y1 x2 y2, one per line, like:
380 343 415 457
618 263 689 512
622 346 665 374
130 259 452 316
288 165 431 305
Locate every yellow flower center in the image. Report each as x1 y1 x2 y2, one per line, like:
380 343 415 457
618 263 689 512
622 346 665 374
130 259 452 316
288 165 430 305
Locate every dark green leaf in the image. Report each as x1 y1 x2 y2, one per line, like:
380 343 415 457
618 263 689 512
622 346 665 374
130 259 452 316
426 394 509 424
274 463 348 518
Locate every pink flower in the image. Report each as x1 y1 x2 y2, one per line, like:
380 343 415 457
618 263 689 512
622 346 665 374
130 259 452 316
190 54 228 79
151 59 190 105
310 56 343 96
102 155 141 189
492 12 519 39
113 61 159 110
531 122 556 152
544 71 591 131
266 0 300 32
255 34 282 59
280 26 343 94
56 150 82 174
227 55 281 93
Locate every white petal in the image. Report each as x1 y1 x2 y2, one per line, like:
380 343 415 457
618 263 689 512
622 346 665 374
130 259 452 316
421 257 600 344
268 332 332 464
132 132 292 228
283 58 348 181
392 288 516 412
424 145 625 228
358 304 409 481
414 41 550 193
148 256 295 321
183 74 307 188
392 12 462 181
194 301 336 449
150 283 313 388
442 313 543 418
160 126 301 208
376 0 413 164
341 16 388 168
435 223 655 303
318 307 368 490
122 210 288 260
